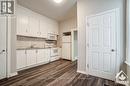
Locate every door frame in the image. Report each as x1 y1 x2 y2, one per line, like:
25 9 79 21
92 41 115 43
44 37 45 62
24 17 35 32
71 29 78 61
86 8 121 79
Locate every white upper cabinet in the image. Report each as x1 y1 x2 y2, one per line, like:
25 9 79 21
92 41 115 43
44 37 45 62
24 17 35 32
39 19 48 38
16 5 59 38
47 20 59 35
17 7 29 36
28 16 40 37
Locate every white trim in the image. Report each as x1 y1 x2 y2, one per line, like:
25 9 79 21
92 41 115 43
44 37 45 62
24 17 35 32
77 70 87 75
86 16 89 74
71 29 78 61
115 8 121 74
125 61 130 66
126 0 130 66
8 72 18 78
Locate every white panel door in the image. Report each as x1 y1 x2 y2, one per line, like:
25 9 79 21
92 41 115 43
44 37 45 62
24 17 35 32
17 50 26 69
0 16 7 79
87 10 117 80
26 50 37 66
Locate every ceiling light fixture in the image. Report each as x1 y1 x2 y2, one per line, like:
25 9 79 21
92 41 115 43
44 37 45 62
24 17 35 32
53 0 63 3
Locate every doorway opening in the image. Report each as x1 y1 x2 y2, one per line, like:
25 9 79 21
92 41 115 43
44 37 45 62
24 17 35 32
72 30 78 61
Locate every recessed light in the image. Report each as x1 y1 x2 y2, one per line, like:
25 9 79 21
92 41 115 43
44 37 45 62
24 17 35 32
53 0 63 3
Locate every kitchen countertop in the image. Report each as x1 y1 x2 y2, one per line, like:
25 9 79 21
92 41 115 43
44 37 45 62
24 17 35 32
17 47 51 50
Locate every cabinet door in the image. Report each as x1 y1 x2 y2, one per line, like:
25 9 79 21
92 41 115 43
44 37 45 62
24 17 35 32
44 49 50 62
52 24 58 34
17 13 29 36
26 50 37 66
62 43 71 60
37 49 45 64
39 20 48 38
17 50 26 69
29 17 39 37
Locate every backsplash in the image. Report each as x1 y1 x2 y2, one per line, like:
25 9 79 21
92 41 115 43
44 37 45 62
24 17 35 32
17 36 57 49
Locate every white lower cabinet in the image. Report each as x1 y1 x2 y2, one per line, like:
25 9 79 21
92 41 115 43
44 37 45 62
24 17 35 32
17 49 51 71
37 49 45 64
44 49 51 62
37 49 50 64
26 50 37 66
17 50 27 69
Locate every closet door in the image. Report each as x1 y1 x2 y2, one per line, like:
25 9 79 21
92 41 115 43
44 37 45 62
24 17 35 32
0 16 7 79
87 9 117 80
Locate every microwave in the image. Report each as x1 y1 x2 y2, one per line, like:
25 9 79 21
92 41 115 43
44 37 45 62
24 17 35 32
47 33 57 40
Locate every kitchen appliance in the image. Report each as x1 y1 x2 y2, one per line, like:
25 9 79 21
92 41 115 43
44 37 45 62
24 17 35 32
50 48 59 61
44 43 56 48
51 48 58 57
47 33 57 40
62 35 71 60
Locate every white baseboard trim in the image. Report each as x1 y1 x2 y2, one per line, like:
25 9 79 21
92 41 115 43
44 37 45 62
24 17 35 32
8 72 18 78
77 70 86 75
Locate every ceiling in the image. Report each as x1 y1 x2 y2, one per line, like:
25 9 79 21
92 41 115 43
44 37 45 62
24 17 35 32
17 0 77 22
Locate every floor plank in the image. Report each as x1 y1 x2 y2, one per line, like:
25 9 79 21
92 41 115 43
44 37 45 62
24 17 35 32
0 60 124 86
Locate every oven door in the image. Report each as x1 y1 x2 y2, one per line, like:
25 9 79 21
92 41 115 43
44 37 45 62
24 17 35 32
51 48 58 57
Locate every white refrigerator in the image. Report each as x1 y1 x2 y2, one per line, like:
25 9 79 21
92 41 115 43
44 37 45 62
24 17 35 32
62 36 71 60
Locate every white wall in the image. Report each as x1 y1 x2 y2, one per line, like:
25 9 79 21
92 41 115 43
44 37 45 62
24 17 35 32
77 0 126 73
59 17 77 34
59 17 77 46
126 0 130 84
73 31 78 60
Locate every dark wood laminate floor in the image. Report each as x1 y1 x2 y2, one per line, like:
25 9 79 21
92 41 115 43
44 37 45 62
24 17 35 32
0 60 124 86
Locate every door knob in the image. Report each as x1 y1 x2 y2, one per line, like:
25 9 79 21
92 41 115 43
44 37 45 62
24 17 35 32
111 49 115 52
0 50 6 54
